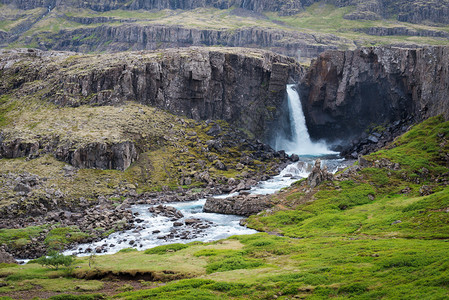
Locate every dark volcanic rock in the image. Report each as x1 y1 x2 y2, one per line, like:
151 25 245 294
4 0 449 25
23 24 349 61
55 141 137 171
354 27 449 39
300 46 449 149
307 159 333 188
149 205 184 220
0 47 302 141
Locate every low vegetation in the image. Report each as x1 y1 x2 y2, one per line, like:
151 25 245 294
0 116 447 299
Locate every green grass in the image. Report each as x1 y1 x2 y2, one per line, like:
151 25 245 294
246 116 449 240
143 243 189 255
45 226 91 250
3 2 449 54
0 225 47 249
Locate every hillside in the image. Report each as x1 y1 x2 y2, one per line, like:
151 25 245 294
1 1 449 61
0 0 449 298
0 116 447 299
0 47 301 260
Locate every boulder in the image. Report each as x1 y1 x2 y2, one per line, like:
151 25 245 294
307 159 333 188
204 194 272 217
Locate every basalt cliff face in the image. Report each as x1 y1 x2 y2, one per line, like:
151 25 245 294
300 46 449 151
1 47 301 137
0 47 301 158
1 0 308 15
28 24 345 60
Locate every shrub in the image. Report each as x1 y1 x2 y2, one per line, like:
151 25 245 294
35 251 74 270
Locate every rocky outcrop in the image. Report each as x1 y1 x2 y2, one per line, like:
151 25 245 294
0 246 17 264
0 138 138 171
203 193 272 216
25 24 349 60
307 159 333 188
149 205 184 220
300 46 449 148
342 0 449 24
395 0 449 25
55 141 137 171
0 47 302 140
4 0 449 24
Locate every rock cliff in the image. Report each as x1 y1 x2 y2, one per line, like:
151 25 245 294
23 23 347 60
0 47 301 170
1 47 301 138
300 46 449 149
1 0 307 15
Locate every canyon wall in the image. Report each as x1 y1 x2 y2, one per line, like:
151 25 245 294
29 24 343 60
0 47 302 140
300 46 449 144
0 0 308 15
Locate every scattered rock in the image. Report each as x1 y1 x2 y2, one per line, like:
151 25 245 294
0 248 17 264
419 185 433 196
13 183 32 194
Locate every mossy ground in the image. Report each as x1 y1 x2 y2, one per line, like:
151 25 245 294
0 97 276 200
0 235 447 299
0 118 448 299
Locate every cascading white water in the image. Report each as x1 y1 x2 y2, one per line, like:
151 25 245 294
275 84 335 155
30 85 349 261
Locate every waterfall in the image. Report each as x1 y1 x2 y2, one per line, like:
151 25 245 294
275 84 335 155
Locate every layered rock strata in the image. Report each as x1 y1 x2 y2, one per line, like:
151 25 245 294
3 0 449 24
0 47 301 169
17 24 349 60
300 46 449 149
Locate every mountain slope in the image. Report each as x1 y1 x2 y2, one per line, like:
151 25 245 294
1 1 449 61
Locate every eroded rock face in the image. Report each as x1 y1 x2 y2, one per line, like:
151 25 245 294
0 138 137 171
301 46 449 144
56 141 137 171
307 159 333 188
22 24 349 61
1 47 302 140
1 0 306 15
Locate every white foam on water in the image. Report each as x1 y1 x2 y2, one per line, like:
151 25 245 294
275 84 337 156
64 199 257 257
53 84 351 259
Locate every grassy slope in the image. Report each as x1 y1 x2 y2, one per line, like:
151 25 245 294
2 3 449 54
0 118 448 299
